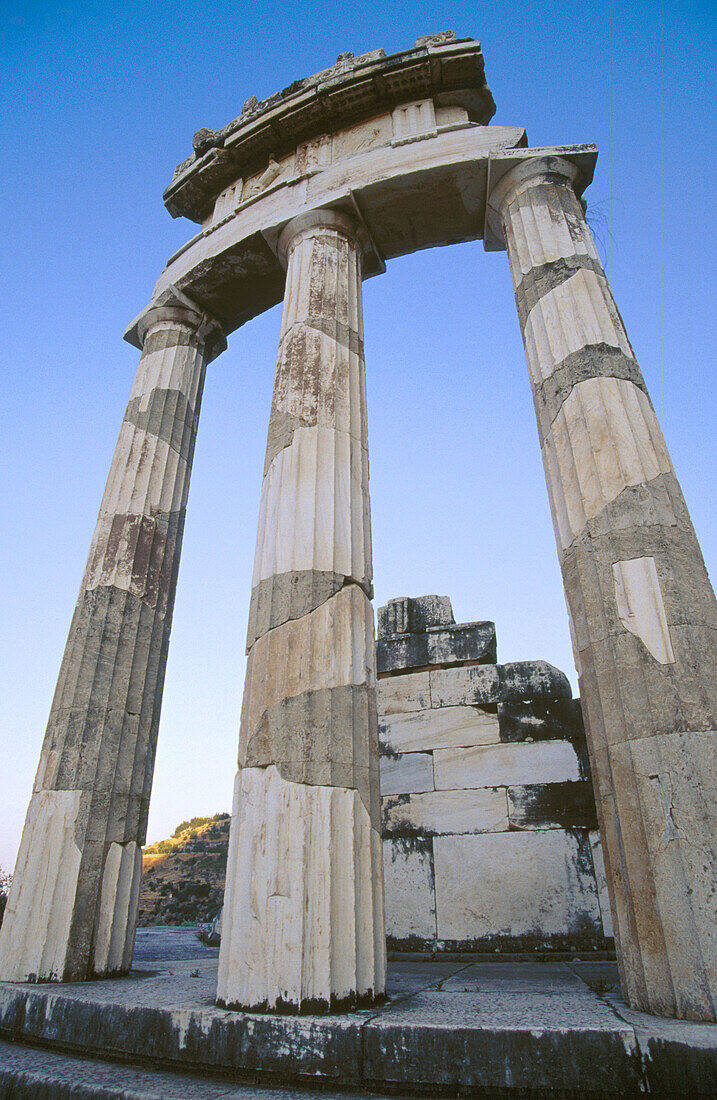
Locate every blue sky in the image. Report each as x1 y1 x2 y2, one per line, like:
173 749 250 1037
1 0 715 868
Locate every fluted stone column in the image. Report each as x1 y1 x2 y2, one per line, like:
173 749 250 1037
0 301 225 983
217 210 386 1013
487 156 717 1020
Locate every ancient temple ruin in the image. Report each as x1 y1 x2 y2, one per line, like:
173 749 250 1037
1 32 716 1026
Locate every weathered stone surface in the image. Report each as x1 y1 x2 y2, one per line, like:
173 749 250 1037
493 154 717 1018
263 214 368 465
362 989 639 1093
497 697 583 743
382 788 509 837
612 555 675 664
240 585 375 747
246 569 346 649
380 752 434 796
433 831 602 945
376 596 495 675
376 596 604 954
542 376 673 552
605 730 717 1021
380 704 500 754
377 670 431 714
218 766 385 1013
93 841 142 974
532 344 646 430
242 684 379 825
377 595 454 636
253 425 371 589
433 740 581 790
123 386 200 462
523 267 635 390
514 253 605 327
164 37 496 222
0 790 82 982
377 620 496 675
507 782 598 830
0 309 218 983
13 934 702 1098
429 660 572 708
383 838 436 946
220 210 384 1011
589 830 614 939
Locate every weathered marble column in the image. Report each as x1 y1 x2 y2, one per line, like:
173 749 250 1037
0 300 225 983
217 210 386 1013
487 156 717 1020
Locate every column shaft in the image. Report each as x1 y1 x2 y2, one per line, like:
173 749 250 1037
489 157 717 1020
217 210 386 1013
0 304 223 982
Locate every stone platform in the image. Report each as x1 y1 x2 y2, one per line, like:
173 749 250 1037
1 929 716 1098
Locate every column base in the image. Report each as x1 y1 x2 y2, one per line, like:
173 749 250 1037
217 765 386 1014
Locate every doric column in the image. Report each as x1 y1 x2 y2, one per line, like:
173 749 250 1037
217 209 386 1013
487 156 717 1020
0 300 225 982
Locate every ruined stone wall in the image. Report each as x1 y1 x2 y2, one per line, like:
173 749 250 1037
377 596 614 952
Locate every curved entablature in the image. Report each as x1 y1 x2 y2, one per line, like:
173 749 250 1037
126 130 597 348
164 31 496 223
125 34 597 347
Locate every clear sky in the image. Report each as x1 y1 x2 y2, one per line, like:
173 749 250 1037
1 0 715 870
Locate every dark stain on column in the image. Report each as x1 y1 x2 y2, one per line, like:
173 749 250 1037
241 682 379 827
531 346 647 432
84 509 185 617
514 255 606 328
246 569 349 650
124 389 200 461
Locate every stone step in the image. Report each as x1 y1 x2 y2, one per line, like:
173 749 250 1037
0 1040 398 1100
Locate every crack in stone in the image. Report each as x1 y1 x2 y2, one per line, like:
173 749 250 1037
247 572 373 651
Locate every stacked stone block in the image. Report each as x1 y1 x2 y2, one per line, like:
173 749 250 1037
378 596 612 952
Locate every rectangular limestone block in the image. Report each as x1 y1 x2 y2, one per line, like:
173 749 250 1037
380 752 434 796
430 661 571 708
498 698 583 743
433 831 602 943
377 596 454 637
433 741 581 791
377 671 431 715
507 782 598 830
377 621 496 675
382 788 509 837
379 705 500 754
382 837 436 946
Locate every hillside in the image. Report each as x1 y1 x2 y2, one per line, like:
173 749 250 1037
139 814 229 925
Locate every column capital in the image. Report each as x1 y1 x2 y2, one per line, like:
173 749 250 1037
485 151 591 251
277 208 370 269
124 285 227 362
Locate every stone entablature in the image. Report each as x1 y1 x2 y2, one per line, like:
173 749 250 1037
377 596 613 952
164 32 496 222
